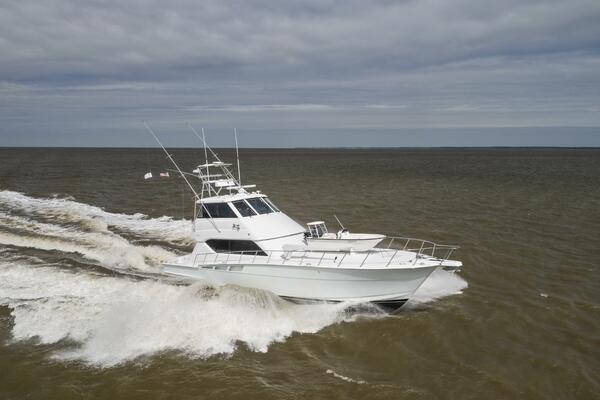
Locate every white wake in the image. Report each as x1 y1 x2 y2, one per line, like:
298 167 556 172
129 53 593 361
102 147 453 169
0 190 194 245
0 261 351 367
0 190 189 272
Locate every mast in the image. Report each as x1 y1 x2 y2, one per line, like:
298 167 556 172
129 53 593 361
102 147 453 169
202 127 210 193
187 123 240 188
234 128 241 187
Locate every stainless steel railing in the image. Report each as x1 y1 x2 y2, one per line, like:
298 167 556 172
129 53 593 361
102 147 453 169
381 236 459 263
191 237 459 269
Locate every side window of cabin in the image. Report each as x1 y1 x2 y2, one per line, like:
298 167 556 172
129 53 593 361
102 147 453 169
206 239 267 256
232 200 256 217
246 198 273 215
201 202 236 218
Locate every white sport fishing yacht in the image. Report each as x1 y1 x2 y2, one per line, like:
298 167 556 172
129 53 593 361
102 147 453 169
147 125 462 311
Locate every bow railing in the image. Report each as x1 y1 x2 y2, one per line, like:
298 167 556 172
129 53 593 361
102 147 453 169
381 236 459 263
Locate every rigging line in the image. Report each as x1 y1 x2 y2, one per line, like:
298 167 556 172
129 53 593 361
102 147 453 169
186 123 213 197
187 124 222 163
186 123 238 185
202 127 212 197
143 121 221 232
142 121 200 200
234 128 241 187
187 123 215 197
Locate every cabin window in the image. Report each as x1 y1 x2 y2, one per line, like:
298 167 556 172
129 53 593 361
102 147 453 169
201 202 236 218
263 198 280 212
246 197 273 215
232 200 256 217
206 239 267 255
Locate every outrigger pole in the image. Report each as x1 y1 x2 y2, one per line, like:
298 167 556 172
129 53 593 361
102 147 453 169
201 127 210 188
186 123 239 187
143 121 200 200
144 121 222 233
234 128 241 187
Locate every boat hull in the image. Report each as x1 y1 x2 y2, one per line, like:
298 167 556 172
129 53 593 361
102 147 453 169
163 262 436 309
280 295 409 312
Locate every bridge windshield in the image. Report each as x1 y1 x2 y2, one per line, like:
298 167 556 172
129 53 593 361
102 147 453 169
246 197 273 215
201 202 236 218
232 200 256 217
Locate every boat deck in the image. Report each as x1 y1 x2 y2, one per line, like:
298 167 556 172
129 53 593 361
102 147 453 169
167 248 461 270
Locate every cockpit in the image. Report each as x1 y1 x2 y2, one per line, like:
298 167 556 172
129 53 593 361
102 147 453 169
306 221 328 238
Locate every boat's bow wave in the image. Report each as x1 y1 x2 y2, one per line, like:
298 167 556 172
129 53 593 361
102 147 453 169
408 268 468 306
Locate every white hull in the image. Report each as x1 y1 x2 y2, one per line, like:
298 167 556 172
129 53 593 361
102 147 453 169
163 261 436 307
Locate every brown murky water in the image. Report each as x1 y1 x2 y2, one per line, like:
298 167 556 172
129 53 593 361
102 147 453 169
1 148 599 399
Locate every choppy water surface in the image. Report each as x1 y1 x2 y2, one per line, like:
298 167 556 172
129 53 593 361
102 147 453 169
0 148 598 399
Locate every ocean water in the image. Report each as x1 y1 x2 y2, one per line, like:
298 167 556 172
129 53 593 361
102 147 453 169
0 148 598 399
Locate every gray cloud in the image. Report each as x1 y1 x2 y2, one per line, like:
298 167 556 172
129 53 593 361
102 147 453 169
0 0 599 146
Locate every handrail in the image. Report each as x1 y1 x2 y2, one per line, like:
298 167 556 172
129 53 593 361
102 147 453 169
380 236 460 262
190 236 459 270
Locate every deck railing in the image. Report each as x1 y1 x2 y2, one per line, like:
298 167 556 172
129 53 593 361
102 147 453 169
381 236 459 263
191 237 459 269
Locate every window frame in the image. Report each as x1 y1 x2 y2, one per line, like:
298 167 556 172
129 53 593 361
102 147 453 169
231 200 257 217
205 239 267 256
201 202 237 219
245 197 274 215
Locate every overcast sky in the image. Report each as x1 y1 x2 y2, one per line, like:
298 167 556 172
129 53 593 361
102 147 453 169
1 0 599 147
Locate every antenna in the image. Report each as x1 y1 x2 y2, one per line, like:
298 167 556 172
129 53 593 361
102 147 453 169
234 128 241 187
334 214 346 230
200 127 211 196
201 127 208 169
143 121 199 200
188 124 227 168
187 123 239 191
187 122 211 195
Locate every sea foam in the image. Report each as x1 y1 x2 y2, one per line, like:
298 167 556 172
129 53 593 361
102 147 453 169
0 261 351 367
0 190 195 245
0 260 467 367
408 268 468 305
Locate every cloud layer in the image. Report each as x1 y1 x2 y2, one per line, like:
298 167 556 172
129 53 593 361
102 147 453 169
1 0 599 146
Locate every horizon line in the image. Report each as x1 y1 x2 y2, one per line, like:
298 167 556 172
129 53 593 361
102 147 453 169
1 146 599 150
